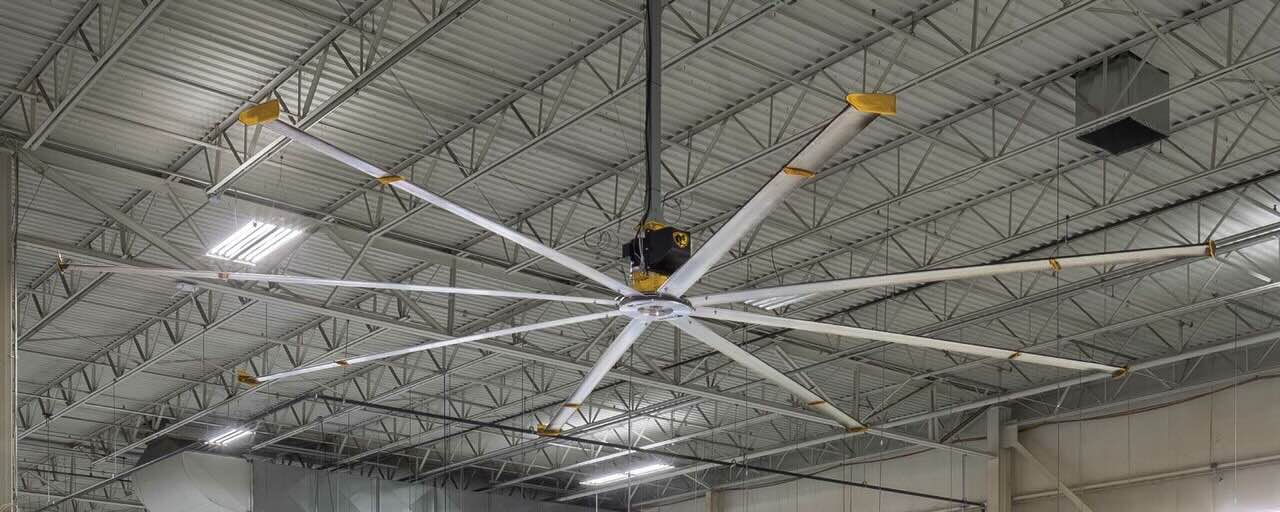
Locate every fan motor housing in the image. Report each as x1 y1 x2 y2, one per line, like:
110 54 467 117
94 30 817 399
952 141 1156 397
623 222 691 293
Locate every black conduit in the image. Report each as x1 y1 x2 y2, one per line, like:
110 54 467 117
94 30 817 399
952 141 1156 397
315 395 981 507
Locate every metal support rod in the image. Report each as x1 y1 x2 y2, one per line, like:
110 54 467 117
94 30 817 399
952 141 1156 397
1 147 15 512
643 0 664 222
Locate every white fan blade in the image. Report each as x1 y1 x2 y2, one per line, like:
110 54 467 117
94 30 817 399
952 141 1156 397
540 318 650 434
672 317 864 431
691 243 1214 307
659 95 892 296
66 265 616 306
254 311 623 383
254 116 637 298
690 308 1123 374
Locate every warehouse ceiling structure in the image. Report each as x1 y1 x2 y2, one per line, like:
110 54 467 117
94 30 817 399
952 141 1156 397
4 0 1280 509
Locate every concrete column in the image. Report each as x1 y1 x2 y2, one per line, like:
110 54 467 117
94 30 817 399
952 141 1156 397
986 407 1012 512
705 489 719 512
1 147 15 512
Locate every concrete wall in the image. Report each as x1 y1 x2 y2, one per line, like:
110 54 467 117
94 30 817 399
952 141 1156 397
647 377 1280 512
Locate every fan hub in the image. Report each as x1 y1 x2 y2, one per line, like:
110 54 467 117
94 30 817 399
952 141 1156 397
618 295 692 321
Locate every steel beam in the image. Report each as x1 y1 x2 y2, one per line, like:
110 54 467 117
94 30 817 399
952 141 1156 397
19 238 923 464
23 0 171 150
13 148 201 269
166 0 389 178
16 297 258 440
204 0 480 195
0 0 99 119
1 146 16 512
565 324 1280 501
508 0 1241 275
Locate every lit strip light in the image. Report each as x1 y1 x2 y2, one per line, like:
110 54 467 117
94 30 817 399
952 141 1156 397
581 463 672 486
206 428 253 446
743 294 814 310
207 221 301 265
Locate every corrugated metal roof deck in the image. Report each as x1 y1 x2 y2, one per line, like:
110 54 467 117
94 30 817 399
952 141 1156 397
7 0 1280 503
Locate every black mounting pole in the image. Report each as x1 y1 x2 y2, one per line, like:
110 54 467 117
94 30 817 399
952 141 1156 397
642 0 663 223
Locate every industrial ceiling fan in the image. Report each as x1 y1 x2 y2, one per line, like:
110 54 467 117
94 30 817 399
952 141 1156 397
66 2 1214 436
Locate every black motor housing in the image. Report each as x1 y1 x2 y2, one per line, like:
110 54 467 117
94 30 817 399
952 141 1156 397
623 225 691 275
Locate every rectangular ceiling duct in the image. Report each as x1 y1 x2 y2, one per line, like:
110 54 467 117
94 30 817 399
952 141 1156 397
1074 52 1170 155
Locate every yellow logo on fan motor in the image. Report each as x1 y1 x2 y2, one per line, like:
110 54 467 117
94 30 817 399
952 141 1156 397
673 231 689 248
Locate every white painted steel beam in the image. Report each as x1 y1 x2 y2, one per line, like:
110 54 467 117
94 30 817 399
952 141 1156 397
23 0 171 150
204 0 480 195
1 147 15 512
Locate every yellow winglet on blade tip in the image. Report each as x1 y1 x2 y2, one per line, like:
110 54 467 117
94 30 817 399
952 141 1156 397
239 99 280 126
535 424 561 437
846 93 896 115
236 369 261 385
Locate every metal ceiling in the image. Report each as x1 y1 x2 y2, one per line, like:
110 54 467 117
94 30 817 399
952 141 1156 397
5 0 1280 509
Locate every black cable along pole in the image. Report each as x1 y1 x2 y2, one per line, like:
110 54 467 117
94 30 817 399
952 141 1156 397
641 0 663 225
316 395 981 507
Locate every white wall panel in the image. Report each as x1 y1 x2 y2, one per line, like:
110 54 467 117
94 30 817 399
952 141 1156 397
649 377 1280 512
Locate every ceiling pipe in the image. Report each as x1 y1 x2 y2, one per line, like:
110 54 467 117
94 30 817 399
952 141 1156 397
314 395 982 507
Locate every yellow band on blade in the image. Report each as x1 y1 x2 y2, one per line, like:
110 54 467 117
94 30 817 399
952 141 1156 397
377 175 405 185
239 99 280 126
846 93 896 115
236 370 260 385
1206 239 1217 258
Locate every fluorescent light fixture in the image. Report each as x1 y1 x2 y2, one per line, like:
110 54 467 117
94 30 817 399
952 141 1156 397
581 463 673 486
580 473 627 486
744 294 812 310
207 428 253 446
207 221 300 265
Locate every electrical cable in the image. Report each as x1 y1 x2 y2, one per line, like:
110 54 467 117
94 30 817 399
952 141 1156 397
314 394 981 506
